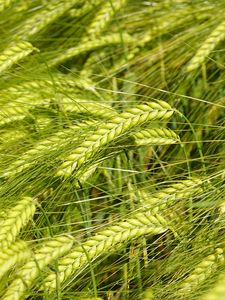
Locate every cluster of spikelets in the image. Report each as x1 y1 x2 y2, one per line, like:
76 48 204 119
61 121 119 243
0 0 225 299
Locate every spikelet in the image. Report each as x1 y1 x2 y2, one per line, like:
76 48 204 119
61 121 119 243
187 18 225 72
42 211 169 292
15 0 78 40
3 235 74 300
0 41 37 75
0 197 36 248
84 0 127 40
131 128 180 145
176 248 224 297
56 100 174 177
49 33 134 67
0 240 31 280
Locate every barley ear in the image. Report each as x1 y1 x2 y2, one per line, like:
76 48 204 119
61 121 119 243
0 197 36 248
3 235 74 300
56 100 174 177
176 248 224 297
84 0 128 40
0 41 37 75
187 19 225 72
2 121 97 179
142 178 203 213
59 97 117 118
0 240 31 281
42 211 169 293
131 178 203 214
15 0 78 40
0 95 50 128
49 33 134 67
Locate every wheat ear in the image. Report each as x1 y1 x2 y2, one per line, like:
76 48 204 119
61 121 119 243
0 95 51 127
42 211 169 293
49 33 134 67
131 128 179 145
187 18 225 72
0 197 36 248
15 0 78 40
69 0 102 18
133 178 203 214
0 41 37 75
3 235 74 300
0 240 31 280
176 248 224 297
2 121 96 179
56 100 174 177
130 178 203 238
4 76 96 99
59 97 117 119
84 0 128 40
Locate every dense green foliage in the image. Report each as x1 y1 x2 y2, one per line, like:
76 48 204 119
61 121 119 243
0 0 225 299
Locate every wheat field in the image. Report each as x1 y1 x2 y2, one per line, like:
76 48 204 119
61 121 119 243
0 1 225 299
